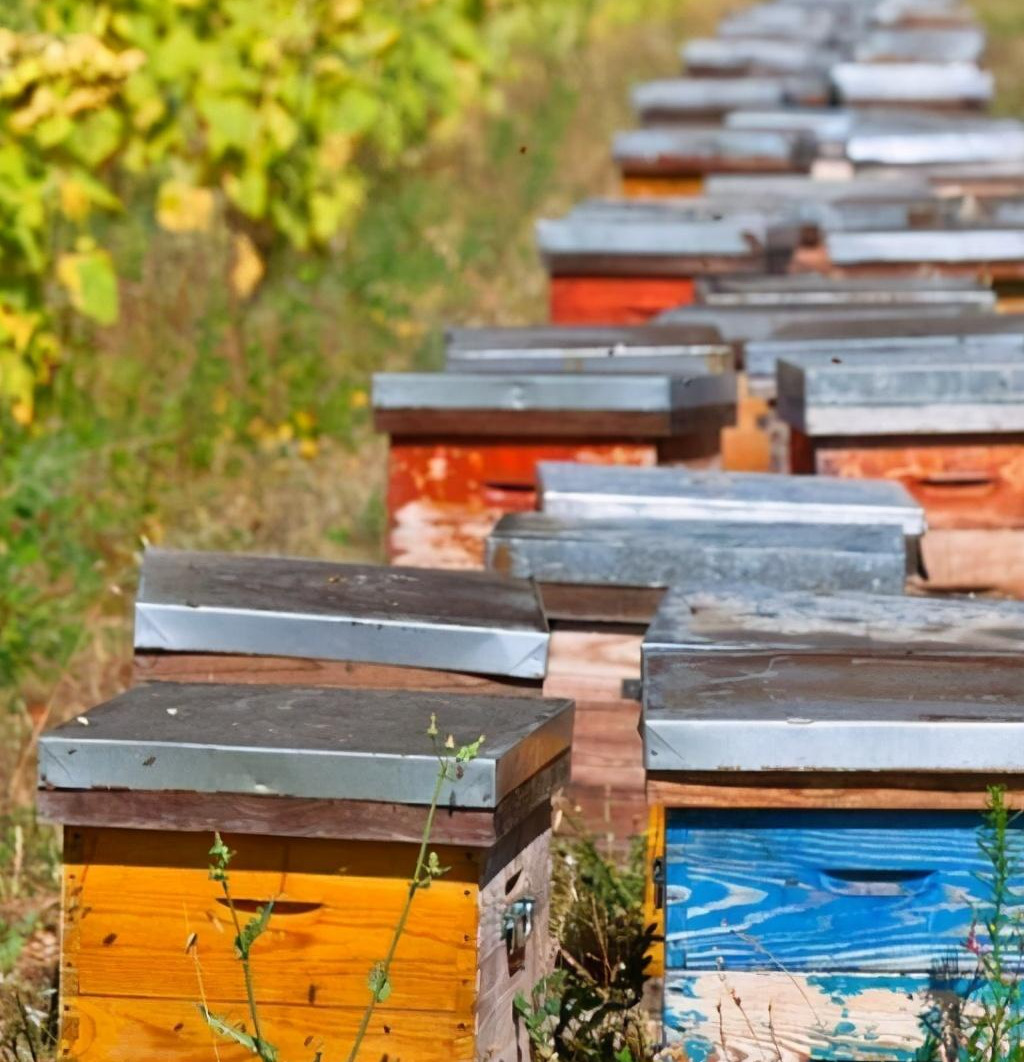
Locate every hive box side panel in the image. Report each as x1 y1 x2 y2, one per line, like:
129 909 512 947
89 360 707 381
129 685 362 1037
664 970 972 1062
475 823 555 1061
60 828 480 1061
386 440 656 568
133 652 542 698
549 276 697 325
814 442 1024 530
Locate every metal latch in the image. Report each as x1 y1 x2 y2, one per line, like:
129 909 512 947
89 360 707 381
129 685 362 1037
503 898 535 971
652 857 666 911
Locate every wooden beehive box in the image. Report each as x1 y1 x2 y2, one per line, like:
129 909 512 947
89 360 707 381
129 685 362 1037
778 347 1024 594
613 122 818 199
681 37 841 78
842 117 1024 183
854 25 985 62
538 460 925 541
485 509 910 849
832 61 993 111
39 682 573 1062
746 311 1017 400
444 323 734 377
797 228 1024 307
536 204 776 325
132 548 551 695
642 586 1024 1060
373 371 737 568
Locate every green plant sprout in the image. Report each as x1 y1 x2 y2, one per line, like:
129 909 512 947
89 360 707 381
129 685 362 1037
197 714 484 1062
919 786 1024 1062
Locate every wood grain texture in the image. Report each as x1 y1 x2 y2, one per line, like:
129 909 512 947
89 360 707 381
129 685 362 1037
133 652 542 697
476 827 554 1061
664 809 1010 972
63 828 479 1014
664 970 973 1062
813 442 1024 530
920 529 1024 597
40 755 567 846
537 583 666 624
386 439 656 567
647 772 1024 811
375 408 680 439
549 275 697 325
544 629 646 850
61 995 476 1061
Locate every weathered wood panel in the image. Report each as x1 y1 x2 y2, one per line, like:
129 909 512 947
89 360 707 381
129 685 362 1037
722 373 775 473
134 652 542 697
664 970 973 1062
544 630 646 849
387 440 656 567
920 529 1024 597
61 996 476 1062
476 826 554 1060
648 773 1024 811
549 276 697 325
813 442 1024 529
664 810 1010 972
63 828 479 1013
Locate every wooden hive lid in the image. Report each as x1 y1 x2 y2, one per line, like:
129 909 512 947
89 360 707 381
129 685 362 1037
39 683 574 837
372 371 737 440
642 587 1024 774
135 549 550 680
776 347 1024 437
537 462 927 536
486 513 907 596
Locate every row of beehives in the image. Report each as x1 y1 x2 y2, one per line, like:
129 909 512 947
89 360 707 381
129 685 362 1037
371 0 1024 595
38 0 1024 1059
37 463 1020 1062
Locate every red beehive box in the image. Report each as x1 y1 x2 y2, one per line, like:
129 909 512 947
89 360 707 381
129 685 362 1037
373 370 736 568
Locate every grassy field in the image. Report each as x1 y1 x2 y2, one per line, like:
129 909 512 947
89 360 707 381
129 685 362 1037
0 2 729 1053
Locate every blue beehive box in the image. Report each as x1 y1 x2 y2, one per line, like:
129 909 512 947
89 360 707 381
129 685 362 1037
642 586 1024 1061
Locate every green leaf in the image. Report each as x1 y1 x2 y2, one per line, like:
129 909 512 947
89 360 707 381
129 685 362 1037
224 164 268 219
367 960 392 1002
55 249 118 326
197 1007 259 1052
68 109 124 168
199 95 258 157
208 831 234 881
235 900 274 960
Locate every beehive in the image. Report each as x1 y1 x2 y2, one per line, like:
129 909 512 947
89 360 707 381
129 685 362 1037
486 510 910 848
614 123 817 198
373 371 737 567
536 205 774 324
40 682 574 1062
132 548 551 695
642 586 1024 1060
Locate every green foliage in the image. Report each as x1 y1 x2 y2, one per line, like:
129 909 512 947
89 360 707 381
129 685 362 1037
0 0 621 425
918 787 1024 1062
516 836 657 1062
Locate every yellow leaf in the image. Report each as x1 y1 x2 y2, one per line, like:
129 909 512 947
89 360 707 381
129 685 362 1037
298 437 319 460
333 0 364 23
11 398 33 426
156 179 215 233
230 232 264 299
0 306 39 353
349 389 368 410
294 409 315 432
59 176 91 221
